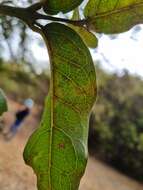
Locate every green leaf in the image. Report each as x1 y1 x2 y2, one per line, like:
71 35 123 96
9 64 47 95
42 0 84 15
0 88 8 116
84 0 143 34
72 8 80 20
23 23 96 190
69 9 98 48
74 27 98 48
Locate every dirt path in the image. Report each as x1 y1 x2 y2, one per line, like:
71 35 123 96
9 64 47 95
0 100 143 190
80 158 143 190
0 131 143 190
0 135 36 190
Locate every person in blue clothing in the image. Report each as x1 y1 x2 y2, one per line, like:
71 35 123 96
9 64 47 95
4 99 34 140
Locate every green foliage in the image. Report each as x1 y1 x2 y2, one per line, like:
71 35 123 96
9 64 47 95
42 0 84 15
85 0 143 34
0 88 7 116
0 62 49 104
1 0 143 189
24 23 96 190
89 67 143 180
69 9 98 48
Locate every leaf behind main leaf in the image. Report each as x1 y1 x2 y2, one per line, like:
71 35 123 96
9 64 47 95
43 0 84 15
69 9 98 48
84 0 143 34
23 23 96 190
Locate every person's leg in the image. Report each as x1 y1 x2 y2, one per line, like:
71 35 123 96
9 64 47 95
10 120 21 133
4 119 22 140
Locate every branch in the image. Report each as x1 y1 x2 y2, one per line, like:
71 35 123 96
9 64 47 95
0 5 25 18
0 3 87 33
36 14 87 26
0 4 41 32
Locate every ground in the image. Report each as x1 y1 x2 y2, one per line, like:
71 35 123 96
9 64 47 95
0 100 143 190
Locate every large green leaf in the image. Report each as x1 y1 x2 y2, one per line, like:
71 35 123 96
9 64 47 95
69 9 98 48
43 0 84 15
23 23 96 190
0 88 7 116
84 0 143 34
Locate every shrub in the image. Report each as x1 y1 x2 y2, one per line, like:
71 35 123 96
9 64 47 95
89 67 143 180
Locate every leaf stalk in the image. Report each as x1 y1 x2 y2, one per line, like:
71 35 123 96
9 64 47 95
0 3 87 32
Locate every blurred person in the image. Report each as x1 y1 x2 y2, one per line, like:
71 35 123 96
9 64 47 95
4 99 34 140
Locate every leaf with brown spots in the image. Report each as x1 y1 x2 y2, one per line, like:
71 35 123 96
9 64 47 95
23 23 97 190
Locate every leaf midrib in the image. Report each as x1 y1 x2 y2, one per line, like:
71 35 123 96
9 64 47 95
47 41 54 190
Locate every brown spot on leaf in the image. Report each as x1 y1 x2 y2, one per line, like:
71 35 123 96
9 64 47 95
58 143 65 149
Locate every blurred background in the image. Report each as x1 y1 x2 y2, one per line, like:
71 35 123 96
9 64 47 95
0 1 143 190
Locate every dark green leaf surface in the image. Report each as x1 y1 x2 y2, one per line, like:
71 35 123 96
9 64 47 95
24 23 96 190
43 0 83 15
0 88 7 116
84 0 143 34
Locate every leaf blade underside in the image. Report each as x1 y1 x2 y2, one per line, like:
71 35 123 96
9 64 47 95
24 23 97 190
84 0 143 34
